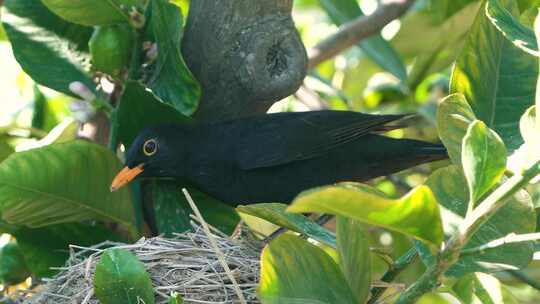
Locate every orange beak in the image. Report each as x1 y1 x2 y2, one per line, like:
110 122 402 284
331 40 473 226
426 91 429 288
110 164 144 192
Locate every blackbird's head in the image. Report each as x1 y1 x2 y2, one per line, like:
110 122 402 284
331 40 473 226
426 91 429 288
110 126 177 192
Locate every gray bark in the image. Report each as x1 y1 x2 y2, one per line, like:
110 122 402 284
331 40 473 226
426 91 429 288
182 0 307 121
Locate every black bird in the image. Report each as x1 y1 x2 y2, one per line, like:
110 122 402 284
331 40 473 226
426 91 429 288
111 110 447 205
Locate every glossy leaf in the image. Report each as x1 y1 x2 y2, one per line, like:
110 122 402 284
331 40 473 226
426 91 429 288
486 0 538 56
150 181 239 236
336 217 370 304
288 183 444 248
2 0 94 97
437 93 477 164
0 140 137 236
116 81 191 148
258 234 357 304
462 120 507 204
147 0 200 115
41 0 140 26
94 248 155 304
424 166 535 276
237 203 336 247
12 222 124 277
450 0 537 153
318 0 407 81
453 273 505 304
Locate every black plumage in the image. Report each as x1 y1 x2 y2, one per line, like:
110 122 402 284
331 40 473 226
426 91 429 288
112 110 447 205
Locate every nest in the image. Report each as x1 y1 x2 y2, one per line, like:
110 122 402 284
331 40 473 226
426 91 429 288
17 222 262 304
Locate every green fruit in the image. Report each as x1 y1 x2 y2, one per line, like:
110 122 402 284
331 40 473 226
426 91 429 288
89 24 134 77
0 241 31 285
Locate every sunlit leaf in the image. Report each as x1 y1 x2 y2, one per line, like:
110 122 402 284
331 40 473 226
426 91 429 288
450 0 537 153
258 234 357 304
41 0 141 26
94 248 155 304
237 203 336 247
453 273 505 303
486 0 538 56
437 93 477 164
0 140 137 237
2 0 95 97
423 165 535 276
336 217 370 304
462 120 507 204
288 183 443 248
0 143 14 163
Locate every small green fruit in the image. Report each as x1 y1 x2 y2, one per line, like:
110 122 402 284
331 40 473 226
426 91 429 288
0 241 31 285
89 24 134 77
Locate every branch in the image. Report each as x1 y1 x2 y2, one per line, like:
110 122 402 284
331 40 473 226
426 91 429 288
396 158 540 304
308 0 416 68
368 248 418 304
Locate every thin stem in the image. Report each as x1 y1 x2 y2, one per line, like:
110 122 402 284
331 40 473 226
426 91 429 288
308 0 416 68
368 248 418 304
396 158 540 303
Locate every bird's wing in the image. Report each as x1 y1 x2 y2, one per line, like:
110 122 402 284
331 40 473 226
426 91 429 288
235 111 410 170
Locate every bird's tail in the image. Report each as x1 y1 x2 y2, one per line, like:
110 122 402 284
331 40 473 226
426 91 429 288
413 142 448 162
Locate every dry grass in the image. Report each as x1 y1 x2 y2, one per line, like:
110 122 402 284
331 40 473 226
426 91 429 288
14 221 262 304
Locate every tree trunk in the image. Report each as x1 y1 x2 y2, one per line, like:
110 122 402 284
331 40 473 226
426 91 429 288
182 0 307 121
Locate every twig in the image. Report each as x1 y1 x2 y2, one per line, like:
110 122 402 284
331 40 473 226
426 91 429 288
460 232 540 256
182 188 248 304
368 248 418 304
308 0 416 68
506 270 540 292
396 158 540 303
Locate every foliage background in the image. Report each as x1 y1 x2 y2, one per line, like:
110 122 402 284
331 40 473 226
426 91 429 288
1 0 540 303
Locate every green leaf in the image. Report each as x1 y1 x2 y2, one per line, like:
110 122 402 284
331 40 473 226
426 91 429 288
151 181 191 236
437 93 477 164
0 140 137 236
258 234 357 304
2 0 95 97
237 203 336 247
336 217 370 304
94 248 155 304
462 120 507 204
486 0 538 56
288 183 444 248
40 0 140 26
453 273 505 304
147 0 200 115
116 81 192 148
519 106 538 144
318 0 407 81
0 143 14 163
424 165 536 276
428 0 478 24
0 241 31 285
168 292 184 304
149 181 239 236
12 222 124 277
450 0 538 153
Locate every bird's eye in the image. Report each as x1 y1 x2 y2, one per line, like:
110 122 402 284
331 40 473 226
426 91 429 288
143 139 158 156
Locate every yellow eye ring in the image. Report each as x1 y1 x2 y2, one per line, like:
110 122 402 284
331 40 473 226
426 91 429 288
143 139 158 156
